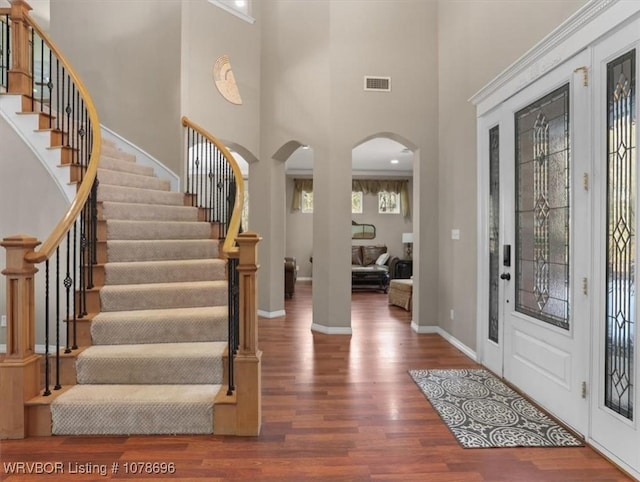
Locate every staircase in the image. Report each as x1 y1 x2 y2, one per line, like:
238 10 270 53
1 1 260 439
46 140 227 435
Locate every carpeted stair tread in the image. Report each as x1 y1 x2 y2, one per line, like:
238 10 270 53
99 280 228 312
106 220 212 240
51 384 219 435
101 201 198 222
99 155 154 176
76 342 226 384
91 306 228 345
106 239 219 262
98 168 170 191
104 259 226 285
98 184 185 207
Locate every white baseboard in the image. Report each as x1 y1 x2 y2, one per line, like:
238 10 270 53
411 322 438 334
410 323 477 362
297 277 312 282
436 327 477 362
310 323 352 335
257 310 286 319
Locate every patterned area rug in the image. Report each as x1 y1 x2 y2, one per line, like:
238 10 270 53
409 368 583 448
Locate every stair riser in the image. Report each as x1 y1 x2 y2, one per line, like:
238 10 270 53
99 202 198 222
78 290 101 314
104 262 225 286
97 186 185 207
98 169 170 191
99 156 154 177
103 220 213 241
105 241 219 263
100 285 227 312
51 404 214 435
91 319 228 345
76 357 223 385
100 144 136 162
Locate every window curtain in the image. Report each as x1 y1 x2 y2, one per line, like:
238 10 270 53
292 178 410 219
292 179 314 210
351 179 410 219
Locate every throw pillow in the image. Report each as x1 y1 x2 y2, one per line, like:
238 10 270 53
352 246 363 265
375 253 390 266
362 246 387 266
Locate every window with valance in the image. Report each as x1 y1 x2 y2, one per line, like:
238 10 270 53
292 179 411 219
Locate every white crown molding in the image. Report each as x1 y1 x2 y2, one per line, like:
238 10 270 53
470 0 637 115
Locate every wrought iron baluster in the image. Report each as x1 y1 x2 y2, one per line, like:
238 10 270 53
64 233 72 354
55 248 61 390
43 260 51 396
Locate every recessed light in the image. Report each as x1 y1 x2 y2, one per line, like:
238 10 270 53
235 0 246 7
390 159 399 164
301 145 310 150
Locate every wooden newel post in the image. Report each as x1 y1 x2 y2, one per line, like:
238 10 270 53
7 0 33 96
234 231 262 435
1 234 41 439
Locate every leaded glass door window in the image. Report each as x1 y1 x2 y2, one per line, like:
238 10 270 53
515 84 571 330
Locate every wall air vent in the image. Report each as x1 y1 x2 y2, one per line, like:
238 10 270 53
364 76 391 92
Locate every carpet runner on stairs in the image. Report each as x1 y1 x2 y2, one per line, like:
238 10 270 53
50 139 228 435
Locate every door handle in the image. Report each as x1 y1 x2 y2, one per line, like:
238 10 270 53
500 272 511 281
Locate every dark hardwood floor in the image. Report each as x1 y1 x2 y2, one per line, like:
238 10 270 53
0 283 632 481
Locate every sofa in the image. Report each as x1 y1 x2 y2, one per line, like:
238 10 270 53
285 257 297 298
351 245 398 293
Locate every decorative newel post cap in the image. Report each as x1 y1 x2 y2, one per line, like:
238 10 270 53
1 234 41 249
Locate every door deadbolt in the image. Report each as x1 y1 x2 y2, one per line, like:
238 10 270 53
500 272 511 281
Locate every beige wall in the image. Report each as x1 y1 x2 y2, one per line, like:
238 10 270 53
50 0 182 174
286 176 414 278
0 116 68 348
180 0 261 161
257 0 331 316
437 0 587 350
258 0 438 329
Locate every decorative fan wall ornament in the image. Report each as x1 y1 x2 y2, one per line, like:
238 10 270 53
213 54 242 105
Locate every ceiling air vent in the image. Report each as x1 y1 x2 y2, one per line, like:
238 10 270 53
364 76 391 92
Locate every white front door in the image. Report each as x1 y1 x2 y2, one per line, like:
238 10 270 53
499 50 591 436
589 20 640 475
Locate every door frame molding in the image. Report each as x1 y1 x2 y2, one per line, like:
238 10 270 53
473 0 640 477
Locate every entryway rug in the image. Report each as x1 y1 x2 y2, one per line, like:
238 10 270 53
408 368 584 448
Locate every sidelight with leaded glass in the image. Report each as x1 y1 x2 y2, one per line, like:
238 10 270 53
489 126 500 343
605 49 636 421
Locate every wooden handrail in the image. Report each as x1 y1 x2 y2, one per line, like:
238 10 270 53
21 12 101 264
181 116 244 256
0 8 10 14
